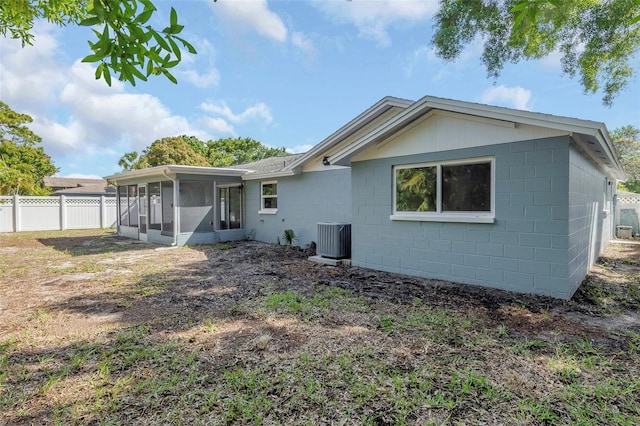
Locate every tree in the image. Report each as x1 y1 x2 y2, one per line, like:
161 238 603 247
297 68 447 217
118 135 289 171
432 0 640 106
0 101 58 195
612 125 640 192
1 0 198 86
205 137 288 167
129 136 210 169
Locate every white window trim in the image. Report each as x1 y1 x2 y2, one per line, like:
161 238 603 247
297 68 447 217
259 180 278 214
391 156 495 223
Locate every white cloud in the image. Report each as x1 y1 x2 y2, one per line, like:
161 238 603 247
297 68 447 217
177 38 221 89
201 117 236 135
480 85 533 111
287 144 314 154
0 27 209 167
200 101 273 124
291 32 317 57
214 0 287 42
0 23 67 113
313 0 437 47
180 68 221 88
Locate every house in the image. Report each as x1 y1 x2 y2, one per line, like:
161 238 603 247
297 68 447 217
43 177 115 196
105 95 625 299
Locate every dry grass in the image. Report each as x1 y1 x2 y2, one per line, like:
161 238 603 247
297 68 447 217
0 229 639 425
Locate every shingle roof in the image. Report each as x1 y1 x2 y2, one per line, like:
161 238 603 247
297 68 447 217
43 177 105 189
228 154 305 174
51 183 116 196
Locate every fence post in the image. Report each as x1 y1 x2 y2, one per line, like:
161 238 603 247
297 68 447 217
13 194 20 232
100 195 106 228
60 195 66 230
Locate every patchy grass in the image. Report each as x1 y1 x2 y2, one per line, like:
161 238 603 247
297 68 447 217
0 230 639 425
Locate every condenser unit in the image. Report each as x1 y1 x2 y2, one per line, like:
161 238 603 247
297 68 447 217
317 222 351 259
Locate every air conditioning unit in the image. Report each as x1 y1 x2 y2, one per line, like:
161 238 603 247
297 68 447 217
317 222 351 259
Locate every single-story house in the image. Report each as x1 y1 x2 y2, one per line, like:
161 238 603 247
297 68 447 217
44 177 114 196
105 95 625 299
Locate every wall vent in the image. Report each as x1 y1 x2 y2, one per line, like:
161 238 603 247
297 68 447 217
317 222 351 259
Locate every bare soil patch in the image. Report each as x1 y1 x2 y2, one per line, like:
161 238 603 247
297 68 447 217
1 229 639 425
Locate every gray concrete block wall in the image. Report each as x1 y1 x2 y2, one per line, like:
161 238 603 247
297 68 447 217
351 136 574 298
566 145 610 295
244 169 352 246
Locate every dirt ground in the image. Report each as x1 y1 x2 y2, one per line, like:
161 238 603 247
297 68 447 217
1 230 639 424
2 231 638 344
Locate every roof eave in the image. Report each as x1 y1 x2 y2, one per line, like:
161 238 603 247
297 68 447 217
105 165 251 183
241 170 297 181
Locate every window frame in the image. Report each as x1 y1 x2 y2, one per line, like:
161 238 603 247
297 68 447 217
259 180 278 214
391 156 495 223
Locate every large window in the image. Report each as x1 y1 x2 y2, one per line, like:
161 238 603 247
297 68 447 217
392 157 494 223
260 181 277 214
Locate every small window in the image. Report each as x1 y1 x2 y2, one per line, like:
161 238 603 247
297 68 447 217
260 181 278 214
392 157 494 223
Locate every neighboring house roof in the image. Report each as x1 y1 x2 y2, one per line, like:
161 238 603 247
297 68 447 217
43 177 106 190
52 183 116 196
327 95 626 180
229 154 305 180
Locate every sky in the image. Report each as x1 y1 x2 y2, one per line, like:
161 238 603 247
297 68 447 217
1 0 639 179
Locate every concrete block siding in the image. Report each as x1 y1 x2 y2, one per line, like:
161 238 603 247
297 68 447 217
567 145 613 295
351 136 577 299
244 169 352 246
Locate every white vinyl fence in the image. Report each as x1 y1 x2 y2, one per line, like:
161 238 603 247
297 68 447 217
616 193 640 237
0 195 117 233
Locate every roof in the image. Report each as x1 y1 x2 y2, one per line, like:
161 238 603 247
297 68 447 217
105 164 251 184
328 95 626 180
52 183 116 196
44 177 105 189
229 154 305 179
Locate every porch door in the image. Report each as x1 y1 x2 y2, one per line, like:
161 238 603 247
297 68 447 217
138 185 148 241
219 185 242 230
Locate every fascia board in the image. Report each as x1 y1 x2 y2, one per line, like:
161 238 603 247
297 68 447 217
285 96 414 171
240 170 297 181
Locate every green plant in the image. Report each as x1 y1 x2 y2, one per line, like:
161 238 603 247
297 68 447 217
281 229 298 247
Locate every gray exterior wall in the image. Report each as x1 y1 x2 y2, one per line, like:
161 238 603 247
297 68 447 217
351 136 579 299
567 145 614 295
244 169 352 246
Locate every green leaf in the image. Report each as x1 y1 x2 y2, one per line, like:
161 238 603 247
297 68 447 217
162 69 178 84
79 16 102 27
130 64 148 82
170 7 178 27
103 66 112 86
151 31 171 52
510 2 529 13
175 36 197 54
164 24 184 35
168 36 181 60
95 63 104 79
82 53 103 63
134 9 154 25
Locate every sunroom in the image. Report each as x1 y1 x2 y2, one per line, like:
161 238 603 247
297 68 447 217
106 165 250 246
